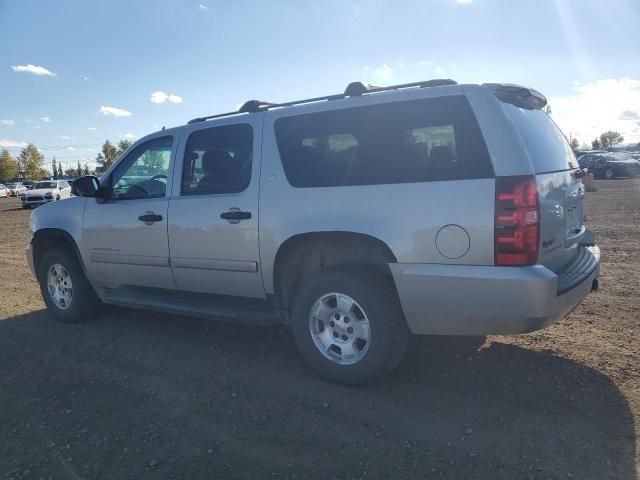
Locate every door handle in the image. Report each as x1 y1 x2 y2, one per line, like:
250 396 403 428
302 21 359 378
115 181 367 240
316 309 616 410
220 209 252 221
138 212 163 224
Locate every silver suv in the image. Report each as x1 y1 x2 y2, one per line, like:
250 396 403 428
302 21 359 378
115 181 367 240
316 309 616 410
27 79 600 384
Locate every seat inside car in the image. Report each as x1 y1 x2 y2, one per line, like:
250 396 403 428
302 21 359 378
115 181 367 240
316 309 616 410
196 149 244 193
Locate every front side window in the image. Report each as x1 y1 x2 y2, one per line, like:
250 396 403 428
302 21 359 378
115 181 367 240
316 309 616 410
181 124 253 195
110 136 173 199
275 95 492 188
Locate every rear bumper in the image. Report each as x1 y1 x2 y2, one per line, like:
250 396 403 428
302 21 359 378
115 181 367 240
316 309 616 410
390 245 600 335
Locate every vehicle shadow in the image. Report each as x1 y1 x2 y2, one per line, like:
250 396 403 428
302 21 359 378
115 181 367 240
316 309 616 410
0 308 635 479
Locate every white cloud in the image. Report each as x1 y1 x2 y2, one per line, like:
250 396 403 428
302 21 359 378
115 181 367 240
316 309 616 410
123 133 137 140
81 75 89 81
11 64 56 76
40 116 51 123
58 135 74 140
417 60 433 68
66 146 75 151
0 119 15 126
434 66 447 75
549 78 640 144
362 64 394 82
150 91 183 104
456 0 472 3
100 106 132 117
0 139 27 148
87 127 97 130
150 91 168 104
374 64 393 81
34 125 41 129
199 4 207 10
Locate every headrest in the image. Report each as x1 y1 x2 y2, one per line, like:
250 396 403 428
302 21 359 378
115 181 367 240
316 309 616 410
202 150 233 174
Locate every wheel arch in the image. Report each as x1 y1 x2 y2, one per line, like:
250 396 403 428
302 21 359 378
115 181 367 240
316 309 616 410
273 231 398 310
31 228 87 278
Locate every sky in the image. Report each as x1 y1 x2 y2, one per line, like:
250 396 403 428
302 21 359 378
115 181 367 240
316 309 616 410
1 0 640 172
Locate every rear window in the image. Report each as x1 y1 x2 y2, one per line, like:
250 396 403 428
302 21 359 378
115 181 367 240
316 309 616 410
500 104 577 173
275 95 493 188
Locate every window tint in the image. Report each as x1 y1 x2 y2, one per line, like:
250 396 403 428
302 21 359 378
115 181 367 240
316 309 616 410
111 136 173 199
181 124 253 195
500 103 577 173
274 95 492 188
35 181 57 189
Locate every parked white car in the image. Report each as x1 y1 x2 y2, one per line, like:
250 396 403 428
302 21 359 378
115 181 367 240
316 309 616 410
6 182 28 196
0 184 9 198
20 180 72 209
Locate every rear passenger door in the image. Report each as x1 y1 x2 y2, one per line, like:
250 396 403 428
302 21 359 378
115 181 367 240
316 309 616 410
168 118 265 298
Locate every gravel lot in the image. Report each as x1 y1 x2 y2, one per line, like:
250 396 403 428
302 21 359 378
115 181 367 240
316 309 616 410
1 180 638 480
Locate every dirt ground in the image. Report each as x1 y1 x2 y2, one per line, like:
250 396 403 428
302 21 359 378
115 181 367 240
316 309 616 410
1 180 638 480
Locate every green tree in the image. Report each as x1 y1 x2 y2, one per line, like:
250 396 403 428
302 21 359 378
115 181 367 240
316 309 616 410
599 131 624 149
592 137 602 149
52 157 58 179
117 139 132 156
95 140 119 169
17 144 45 179
65 168 77 177
0 149 19 180
569 138 580 150
77 160 82 177
57 163 63 178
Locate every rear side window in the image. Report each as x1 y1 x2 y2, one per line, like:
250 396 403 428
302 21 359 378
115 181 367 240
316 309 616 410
275 95 493 188
500 104 577 173
181 124 253 195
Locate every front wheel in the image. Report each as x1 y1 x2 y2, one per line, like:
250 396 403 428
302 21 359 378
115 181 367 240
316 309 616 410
38 247 99 323
291 265 409 385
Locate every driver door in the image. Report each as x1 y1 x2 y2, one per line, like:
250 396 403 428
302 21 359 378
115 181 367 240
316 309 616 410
82 135 177 290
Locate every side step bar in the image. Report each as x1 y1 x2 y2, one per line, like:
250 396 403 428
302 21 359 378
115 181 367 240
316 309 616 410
101 287 283 325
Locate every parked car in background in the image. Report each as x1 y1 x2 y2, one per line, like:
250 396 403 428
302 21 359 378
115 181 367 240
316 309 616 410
20 180 72 209
22 180 35 190
0 184 9 198
6 182 28 196
577 153 640 179
27 79 600 384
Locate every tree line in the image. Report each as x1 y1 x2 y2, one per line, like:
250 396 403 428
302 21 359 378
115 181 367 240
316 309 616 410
0 138 133 181
569 130 636 151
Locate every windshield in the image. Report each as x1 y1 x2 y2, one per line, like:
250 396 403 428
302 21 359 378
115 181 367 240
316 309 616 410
33 181 57 189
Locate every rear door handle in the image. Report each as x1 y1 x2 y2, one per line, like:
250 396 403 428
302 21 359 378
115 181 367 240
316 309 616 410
220 209 252 221
138 212 163 224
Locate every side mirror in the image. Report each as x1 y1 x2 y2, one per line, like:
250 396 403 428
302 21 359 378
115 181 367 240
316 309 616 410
71 175 100 197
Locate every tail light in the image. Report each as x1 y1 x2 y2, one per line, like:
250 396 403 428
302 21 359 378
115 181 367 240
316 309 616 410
494 175 539 266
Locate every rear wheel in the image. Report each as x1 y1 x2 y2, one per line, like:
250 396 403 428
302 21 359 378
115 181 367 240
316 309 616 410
291 265 409 385
604 168 614 179
38 247 99 323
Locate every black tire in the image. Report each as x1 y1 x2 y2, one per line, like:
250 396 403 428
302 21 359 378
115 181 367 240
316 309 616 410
38 246 100 323
291 265 409 385
604 168 614 179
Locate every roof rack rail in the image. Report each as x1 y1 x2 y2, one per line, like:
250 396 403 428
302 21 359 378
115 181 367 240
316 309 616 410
187 78 457 124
